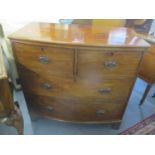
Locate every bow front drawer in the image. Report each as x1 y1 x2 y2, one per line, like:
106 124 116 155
78 50 142 79
26 93 126 122
18 64 133 101
14 43 74 78
62 78 133 101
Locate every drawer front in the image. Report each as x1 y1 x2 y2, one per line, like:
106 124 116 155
14 43 74 78
18 65 133 100
18 65 133 101
63 78 134 101
78 50 142 78
26 93 126 122
18 64 68 97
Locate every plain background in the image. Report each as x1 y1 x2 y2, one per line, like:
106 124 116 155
0 0 155 155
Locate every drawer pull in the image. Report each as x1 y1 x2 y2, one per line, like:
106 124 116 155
96 110 106 116
38 55 50 64
41 83 52 90
98 88 111 94
104 61 117 69
46 106 54 111
41 47 44 51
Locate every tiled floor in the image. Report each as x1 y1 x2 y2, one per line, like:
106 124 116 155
0 78 155 134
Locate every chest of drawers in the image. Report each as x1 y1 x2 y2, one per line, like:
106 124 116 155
9 23 149 126
0 48 23 134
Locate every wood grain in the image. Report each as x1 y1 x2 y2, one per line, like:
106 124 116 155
14 42 74 78
25 93 126 122
8 22 150 48
0 79 13 117
17 64 134 101
78 49 142 79
9 22 149 124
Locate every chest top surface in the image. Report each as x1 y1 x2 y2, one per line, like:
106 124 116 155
0 48 7 80
9 22 150 48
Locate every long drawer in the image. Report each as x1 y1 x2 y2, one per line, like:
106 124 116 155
65 78 133 100
18 65 133 101
25 93 126 122
14 43 74 78
78 49 142 79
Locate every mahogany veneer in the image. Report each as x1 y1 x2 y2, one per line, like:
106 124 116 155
9 22 150 127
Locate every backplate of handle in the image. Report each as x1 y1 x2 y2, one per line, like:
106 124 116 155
104 61 117 69
46 106 54 111
41 83 52 90
38 55 50 64
98 88 112 94
96 110 106 116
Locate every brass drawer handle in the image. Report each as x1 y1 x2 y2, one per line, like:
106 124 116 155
104 61 117 69
98 88 112 94
96 110 106 116
38 55 50 64
41 83 52 90
46 106 54 111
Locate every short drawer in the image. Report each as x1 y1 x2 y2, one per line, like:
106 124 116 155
14 43 74 78
26 93 126 122
63 78 134 101
78 50 142 79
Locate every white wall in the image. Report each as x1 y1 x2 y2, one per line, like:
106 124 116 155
0 19 59 36
0 0 64 35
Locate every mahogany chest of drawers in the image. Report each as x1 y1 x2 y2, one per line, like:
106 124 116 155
0 47 23 134
9 23 150 126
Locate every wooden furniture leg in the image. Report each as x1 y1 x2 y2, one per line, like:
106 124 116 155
139 84 152 105
5 103 23 135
